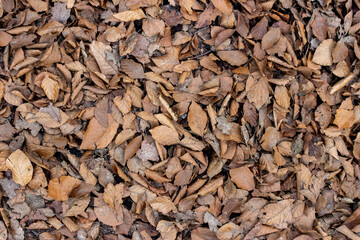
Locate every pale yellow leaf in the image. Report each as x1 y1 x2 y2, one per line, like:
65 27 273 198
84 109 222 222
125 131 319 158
113 9 146 22
6 150 33 186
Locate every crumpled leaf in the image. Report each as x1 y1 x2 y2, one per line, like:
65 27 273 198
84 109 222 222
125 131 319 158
48 176 81 201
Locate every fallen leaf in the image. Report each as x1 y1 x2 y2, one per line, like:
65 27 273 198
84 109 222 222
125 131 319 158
230 167 255 191
188 101 207 136
261 28 281 50
6 150 33 186
149 125 179 146
113 9 146 22
217 51 248 66
150 196 177 214
211 0 233 14
48 176 81 201
312 39 335 66
90 41 119 75
41 75 59 101
246 74 270 110
261 200 294 229
0 31 12 47
80 114 119 150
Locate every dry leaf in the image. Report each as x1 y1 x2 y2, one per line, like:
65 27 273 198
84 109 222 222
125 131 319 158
312 39 335 66
89 41 118 75
6 150 33 186
0 31 12 47
217 51 248 66
62 196 90 217
80 114 119 150
188 101 207 136
246 74 269 110
48 176 81 201
261 28 281 50
156 221 177 240
113 9 146 22
211 0 233 14
260 127 280 152
41 75 59 101
149 125 179 146
274 86 290 109
150 196 177 214
261 200 294 229
230 167 255 191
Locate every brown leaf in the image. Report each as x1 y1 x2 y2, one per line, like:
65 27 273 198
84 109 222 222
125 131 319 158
113 9 146 22
261 200 294 229
62 196 90 217
211 0 233 14
80 114 119 150
246 74 270 110
315 103 331 128
94 201 123 227
79 163 97 186
332 39 348 64
311 13 328 41
216 223 241 240
26 0 48 12
48 176 81 201
90 41 118 75
121 59 145 79
312 39 335 66
0 31 12 47
260 127 280 152
41 75 59 101
94 97 109 128
274 86 290 109
188 101 207 136
261 28 281 50
149 125 179 146
156 221 178 240
230 167 255 191
6 150 33 186
150 196 177 214
251 17 268 40
124 135 142 161
217 51 248 66
0 122 16 141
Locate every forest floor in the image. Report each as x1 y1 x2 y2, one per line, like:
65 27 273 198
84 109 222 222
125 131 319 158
0 0 360 239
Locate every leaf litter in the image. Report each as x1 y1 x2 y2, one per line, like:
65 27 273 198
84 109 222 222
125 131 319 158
0 0 360 239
